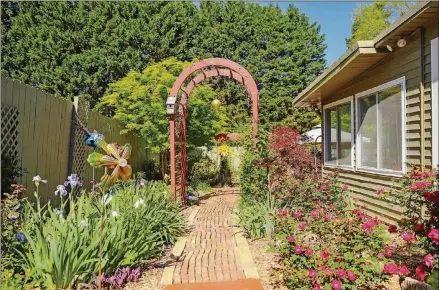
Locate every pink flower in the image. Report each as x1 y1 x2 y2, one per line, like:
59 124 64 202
309 268 317 278
347 270 356 281
311 209 320 220
331 279 342 290
377 253 384 258
298 224 306 231
384 247 392 258
321 251 330 262
293 210 301 220
399 265 410 276
324 214 331 221
427 228 439 245
383 263 399 274
295 246 303 255
342 185 349 191
411 181 433 192
416 264 427 281
278 208 287 217
336 269 347 279
305 248 313 256
361 217 380 235
335 255 343 262
313 284 322 290
388 225 398 233
376 188 384 195
401 232 416 243
424 254 435 268
287 236 295 243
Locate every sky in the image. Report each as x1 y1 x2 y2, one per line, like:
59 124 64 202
262 1 360 65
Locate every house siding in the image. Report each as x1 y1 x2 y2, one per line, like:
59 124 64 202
321 19 438 225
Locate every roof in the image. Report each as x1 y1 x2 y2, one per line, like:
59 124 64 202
294 1 439 107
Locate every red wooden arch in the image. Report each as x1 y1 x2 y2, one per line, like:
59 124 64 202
168 58 259 202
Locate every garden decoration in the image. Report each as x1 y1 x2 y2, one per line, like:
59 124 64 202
167 58 259 202
87 138 132 190
211 99 221 109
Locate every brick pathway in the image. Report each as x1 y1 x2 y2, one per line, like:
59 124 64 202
162 188 263 290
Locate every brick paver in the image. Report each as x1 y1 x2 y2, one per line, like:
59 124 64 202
171 188 247 284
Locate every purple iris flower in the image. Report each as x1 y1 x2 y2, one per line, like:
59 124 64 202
55 185 68 196
10 214 18 220
64 174 83 188
16 232 26 242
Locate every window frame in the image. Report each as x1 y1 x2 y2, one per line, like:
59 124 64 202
355 76 406 177
322 96 354 170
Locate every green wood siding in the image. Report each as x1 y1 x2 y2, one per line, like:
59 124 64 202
320 18 438 224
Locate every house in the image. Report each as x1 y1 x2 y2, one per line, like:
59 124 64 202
293 1 439 224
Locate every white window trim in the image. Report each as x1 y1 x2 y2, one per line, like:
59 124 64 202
323 96 354 170
355 76 406 176
431 37 439 169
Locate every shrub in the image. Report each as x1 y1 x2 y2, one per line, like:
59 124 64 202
276 198 396 289
189 155 218 188
269 127 320 196
382 167 439 284
17 180 184 289
1 184 26 271
140 159 162 180
1 152 22 196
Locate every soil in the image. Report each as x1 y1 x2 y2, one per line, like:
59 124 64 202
246 238 288 290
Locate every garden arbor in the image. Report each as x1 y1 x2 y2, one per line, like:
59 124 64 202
166 58 259 202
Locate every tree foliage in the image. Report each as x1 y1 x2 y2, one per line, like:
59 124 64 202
346 1 418 48
96 58 227 152
2 1 326 133
1 1 197 106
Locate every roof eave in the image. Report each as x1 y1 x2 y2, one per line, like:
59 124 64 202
293 41 375 107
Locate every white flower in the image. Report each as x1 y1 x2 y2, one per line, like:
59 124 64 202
32 175 47 185
103 194 113 205
134 199 144 208
112 211 118 217
79 219 88 227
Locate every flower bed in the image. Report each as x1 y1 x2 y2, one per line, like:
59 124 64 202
1 175 185 290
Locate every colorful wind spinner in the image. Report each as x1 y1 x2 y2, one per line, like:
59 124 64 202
87 138 132 190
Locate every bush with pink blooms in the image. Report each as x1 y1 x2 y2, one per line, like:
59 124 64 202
274 177 407 289
381 167 439 285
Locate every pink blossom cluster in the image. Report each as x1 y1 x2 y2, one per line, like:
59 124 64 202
383 263 410 275
278 207 288 218
361 216 380 236
309 265 356 290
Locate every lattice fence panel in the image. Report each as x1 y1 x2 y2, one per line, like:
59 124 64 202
71 98 89 180
1 104 20 160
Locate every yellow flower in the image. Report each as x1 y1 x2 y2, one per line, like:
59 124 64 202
219 144 230 158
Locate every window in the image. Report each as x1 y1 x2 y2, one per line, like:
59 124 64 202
323 97 353 168
356 77 406 175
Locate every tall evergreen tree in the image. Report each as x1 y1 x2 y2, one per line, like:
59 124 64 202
2 1 326 132
191 2 326 131
1 1 198 105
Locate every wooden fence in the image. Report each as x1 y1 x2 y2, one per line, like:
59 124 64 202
1 75 148 203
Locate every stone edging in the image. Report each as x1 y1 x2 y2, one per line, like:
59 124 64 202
231 214 259 279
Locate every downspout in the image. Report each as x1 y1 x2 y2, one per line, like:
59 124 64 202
420 27 425 170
